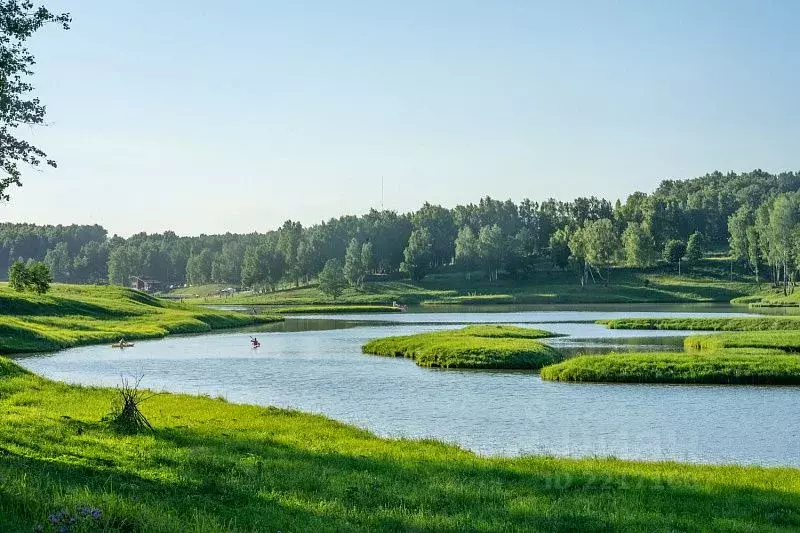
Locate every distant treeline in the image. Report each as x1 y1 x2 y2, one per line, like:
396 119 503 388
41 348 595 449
2 169 799 289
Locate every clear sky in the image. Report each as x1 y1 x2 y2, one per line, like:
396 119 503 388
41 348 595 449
3 0 799 236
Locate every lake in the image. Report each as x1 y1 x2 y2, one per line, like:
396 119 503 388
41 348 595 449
16 305 800 467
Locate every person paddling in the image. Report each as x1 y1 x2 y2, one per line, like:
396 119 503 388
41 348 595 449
250 336 260 348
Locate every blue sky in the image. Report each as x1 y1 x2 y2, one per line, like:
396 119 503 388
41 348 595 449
3 1 799 236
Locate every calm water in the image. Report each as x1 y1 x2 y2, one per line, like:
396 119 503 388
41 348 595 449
16 307 800 467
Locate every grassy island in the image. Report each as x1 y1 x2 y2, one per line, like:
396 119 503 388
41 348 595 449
599 317 800 331
541 352 800 385
362 325 562 369
542 317 800 385
0 284 281 354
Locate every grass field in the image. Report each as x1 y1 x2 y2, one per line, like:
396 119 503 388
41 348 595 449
731 285 800 307
362 325 562 369
1 358 799 532
0 284 281 354
175 259 759 307
180 281 458 306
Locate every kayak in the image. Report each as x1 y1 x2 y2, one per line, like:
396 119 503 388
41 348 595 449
251 342 261 349
111 342 135 348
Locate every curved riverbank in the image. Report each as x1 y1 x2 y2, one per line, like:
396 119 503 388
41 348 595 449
1 355 798 532
0 284 281 355
362 324 562 369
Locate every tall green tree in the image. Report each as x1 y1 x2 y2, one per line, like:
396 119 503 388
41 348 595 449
344 238 365 288
318 258 347 300
107 246 132 286
361 241 373 275
8 259 27 291
401 228 433 282
478 224 505 281
412 203 456 267
27 260 51 294
621 222 655 267
663 239 686 273
685 231 706 264
728 206 752 264
241 244 284 291
454 226 480 278
746 226 760 284
768 194 798 293
186 249 213 285
0 2 70 200
43 242 71 281
582 219 619 284
549 226 572 271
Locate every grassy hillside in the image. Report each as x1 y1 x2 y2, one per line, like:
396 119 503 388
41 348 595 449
181 281 457 306
0 284 281 354
179 259 757 307
0 359 798 532
362 325 562 369
732 285 800 307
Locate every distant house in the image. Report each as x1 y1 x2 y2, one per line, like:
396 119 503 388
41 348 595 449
130 276 162 293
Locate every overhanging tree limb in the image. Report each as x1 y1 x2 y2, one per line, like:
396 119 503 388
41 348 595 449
0 1 70 200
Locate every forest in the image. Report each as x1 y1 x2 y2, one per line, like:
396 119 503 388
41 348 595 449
2 169 799 290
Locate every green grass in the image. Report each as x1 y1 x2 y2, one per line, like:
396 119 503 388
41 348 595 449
421 294 515 305
599 317 800 331
684 331 800 352
543 316 800 384
181 259 759 307
182 281 457 306
540 351 800 385
267 305 402 314
1 359 799 532
730 285 800 307
0 284 281 354
164 283 233 298
362 325 563 369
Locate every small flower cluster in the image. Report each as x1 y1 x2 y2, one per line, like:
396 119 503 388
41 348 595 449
34 506 103 533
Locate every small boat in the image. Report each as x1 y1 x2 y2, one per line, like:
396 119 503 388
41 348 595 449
111 342 135 348
251 342 261 349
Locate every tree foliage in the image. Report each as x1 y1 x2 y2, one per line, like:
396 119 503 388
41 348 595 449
8 258 50 293
318 258 346 300
621 222 655 267
685 232 706 264
4 170 800 290
0 1 71 199
401 228 433 281
663 239 686 265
